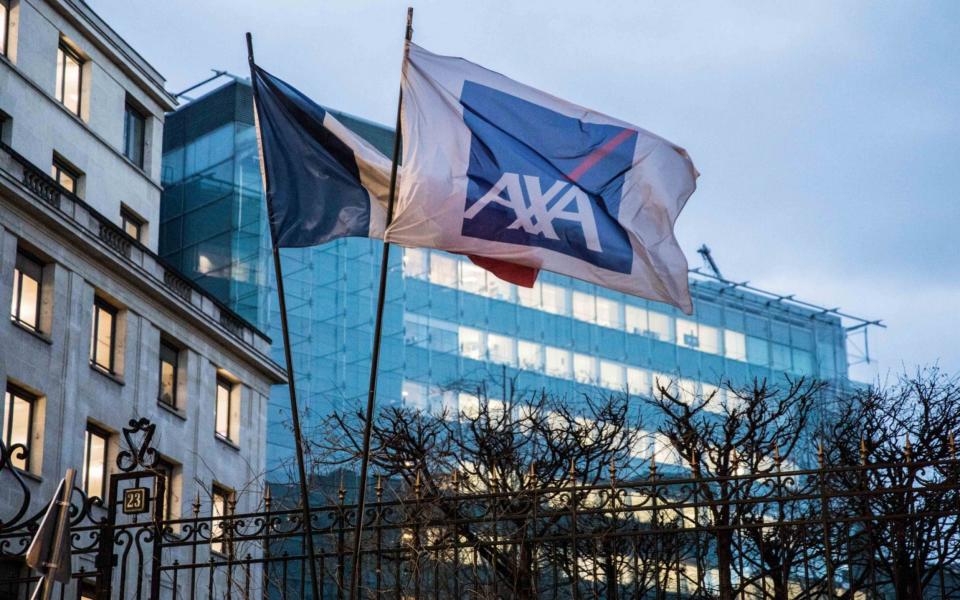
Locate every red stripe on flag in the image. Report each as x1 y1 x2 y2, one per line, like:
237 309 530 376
468 254 539 288
566 128 635 183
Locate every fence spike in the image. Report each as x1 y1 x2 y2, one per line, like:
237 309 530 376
904 434 913 461
376 473 384 500
609 458 617 485
414 469 423 497
859 437 869 466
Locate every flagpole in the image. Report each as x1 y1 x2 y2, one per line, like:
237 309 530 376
349 8 413 600
245 32 322 600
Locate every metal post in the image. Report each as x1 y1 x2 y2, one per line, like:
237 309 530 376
349 8 414 600
245 32 322 600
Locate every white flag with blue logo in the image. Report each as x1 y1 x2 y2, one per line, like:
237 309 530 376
386 44 698 313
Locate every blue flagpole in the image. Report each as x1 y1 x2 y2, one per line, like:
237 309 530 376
246 32 322 600
349 8 413 600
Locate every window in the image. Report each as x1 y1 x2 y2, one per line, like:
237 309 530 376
50 158 80 194
625 305 648 334
676 319 699 349
573 353 597 384
699 324 721 354
459 261 486 295
210 486 232 555
403 248 428 279
541 283 568 315
596 297 622 329
572 291 595 322
517 340 543 370
2 385 34 471
153 458 176 520
402 380 427 410
82 426 108 500
458 327 483 360
120 208 143 242
215 378 233 440
647 311 673 342
486 333 516 366
517 282 541 308
158 340 179 407
55 43 83 116
545 346 571 378
10 250 43 331
600 360 625 390
89 298 117 373
123 102 146 168
0 0 8 57
627 368 648 396
724 330 747 361
429 254 457 288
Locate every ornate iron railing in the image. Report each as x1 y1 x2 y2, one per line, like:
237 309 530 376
1 420 958 599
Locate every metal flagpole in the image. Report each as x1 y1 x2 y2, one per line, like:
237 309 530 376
349 8 413 600
245 32 322 600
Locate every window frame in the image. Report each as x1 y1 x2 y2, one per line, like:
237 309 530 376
210 485 233 556
0 0 9 58
122 101 146 168
81 424 109 500
89 297 118 374
50 157 80 194
55 42 83 116
153 457 176 520
10 249 44 332
158 339 179 408
214 377 233 441
2 384 35 471
120 207 143 243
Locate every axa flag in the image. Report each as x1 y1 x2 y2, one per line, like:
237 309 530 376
251 65 392 247
386 44 698 312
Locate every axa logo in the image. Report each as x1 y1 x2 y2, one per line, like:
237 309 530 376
464 172 602 252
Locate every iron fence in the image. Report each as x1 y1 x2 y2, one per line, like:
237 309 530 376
1 419 958 599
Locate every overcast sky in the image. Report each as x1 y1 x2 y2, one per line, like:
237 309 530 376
87 1 960 382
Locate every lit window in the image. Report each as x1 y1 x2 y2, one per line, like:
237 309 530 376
0 0 9 58
541 284 568 315
517 340 543 370
2 385 34 471
429 254 458 288
55 43 83 116
82 426 108 500
89 298 117 373
599 361 625 390
50 158 80 194
517 282 541 308
647 311 673 342
458 327 483 360
596 297 622 329
458 392 480 419
459 261 486 295
10 250 43 331
153 458 177 519
676 319 699 349
724 330 747 361
210 486 232 555
625 305 648 334
702 384 722 412
572 291 595 323
652 373 674 395
678 379 697 405
123 102 146 168
158 340 179 407
699 324 721 354
486 273 514 301
545 346 571 378
215 378 233 440
487 333 516 366
402 380 427 410
573 353 597 384
403 248 428 279
627 368 648 396
120 208 143 242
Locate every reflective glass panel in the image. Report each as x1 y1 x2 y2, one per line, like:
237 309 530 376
545 346 571 378
458 327 484 360
724 330 747 361
518 340 543 370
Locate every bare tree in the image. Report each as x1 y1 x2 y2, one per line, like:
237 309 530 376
310 377 653 599
824 369 960 600
646 376 823 600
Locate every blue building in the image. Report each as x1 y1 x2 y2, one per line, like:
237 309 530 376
160 79 860 480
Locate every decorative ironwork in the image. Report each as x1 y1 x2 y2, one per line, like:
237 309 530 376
116 417 159 472
1 419 958 599
163 268 193 302
98 222 132 258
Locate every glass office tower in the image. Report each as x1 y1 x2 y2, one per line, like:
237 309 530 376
160 80 851 480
